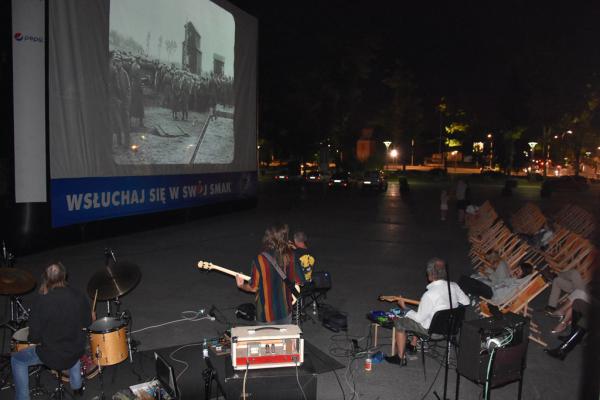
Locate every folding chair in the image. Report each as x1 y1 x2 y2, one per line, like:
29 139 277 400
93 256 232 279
413 306 466 381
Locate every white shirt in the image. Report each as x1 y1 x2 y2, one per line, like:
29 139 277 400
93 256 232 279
405 280 470 329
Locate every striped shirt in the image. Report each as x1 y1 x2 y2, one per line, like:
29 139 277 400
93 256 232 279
249 250 305 323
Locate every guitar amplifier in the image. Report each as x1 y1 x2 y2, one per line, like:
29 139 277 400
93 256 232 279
230 325 304 370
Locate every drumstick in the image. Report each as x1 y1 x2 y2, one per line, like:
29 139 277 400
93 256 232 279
92 289 98 313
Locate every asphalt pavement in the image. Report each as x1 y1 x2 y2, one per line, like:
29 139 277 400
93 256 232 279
3 177 598 399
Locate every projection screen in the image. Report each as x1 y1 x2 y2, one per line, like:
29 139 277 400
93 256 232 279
48 0 257 227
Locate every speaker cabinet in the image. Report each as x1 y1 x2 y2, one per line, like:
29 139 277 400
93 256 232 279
224 361 317 400
457 313 529 387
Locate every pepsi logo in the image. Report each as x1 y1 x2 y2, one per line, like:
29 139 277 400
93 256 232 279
14 32 44 43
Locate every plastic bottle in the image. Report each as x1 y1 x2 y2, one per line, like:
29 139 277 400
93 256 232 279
202 339 209 358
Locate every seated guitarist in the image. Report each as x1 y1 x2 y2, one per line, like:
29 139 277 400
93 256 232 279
385 258 469 366
236 224 305 325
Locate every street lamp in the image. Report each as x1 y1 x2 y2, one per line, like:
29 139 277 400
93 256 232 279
383 141 392 169
487 133 493 169
528 142 538 173
390 148 399 167
257 145 261 171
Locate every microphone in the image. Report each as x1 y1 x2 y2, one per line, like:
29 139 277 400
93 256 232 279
110 249 117 264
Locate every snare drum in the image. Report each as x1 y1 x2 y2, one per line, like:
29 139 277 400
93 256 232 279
12 327 34 352
88 317 128 366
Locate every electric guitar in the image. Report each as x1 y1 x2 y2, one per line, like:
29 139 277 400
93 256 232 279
378 295 420 306
197 260 300 304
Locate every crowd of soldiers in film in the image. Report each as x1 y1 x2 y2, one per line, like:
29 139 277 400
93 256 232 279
109 49 234 148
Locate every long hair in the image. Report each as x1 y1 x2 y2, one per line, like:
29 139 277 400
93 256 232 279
39 262 68 295
262 223 291 267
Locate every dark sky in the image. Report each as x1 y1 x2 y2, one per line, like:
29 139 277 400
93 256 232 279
229 0 600 157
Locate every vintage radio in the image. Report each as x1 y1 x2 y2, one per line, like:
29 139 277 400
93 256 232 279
230 325 304 370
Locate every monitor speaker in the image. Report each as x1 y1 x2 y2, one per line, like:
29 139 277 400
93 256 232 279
457 312 529 387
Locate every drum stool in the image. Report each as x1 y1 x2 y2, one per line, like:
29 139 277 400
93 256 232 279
47 367 83 400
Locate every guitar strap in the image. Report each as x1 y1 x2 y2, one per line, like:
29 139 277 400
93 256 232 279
261 252 301 301
261 251 288 281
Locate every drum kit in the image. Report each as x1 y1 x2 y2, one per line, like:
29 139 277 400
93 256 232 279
1 246 142 397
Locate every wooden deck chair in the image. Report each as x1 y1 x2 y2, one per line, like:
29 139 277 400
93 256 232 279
479 273 549 347
471 230 515 270
510 203 546 236
468 205 499 237
540 225 571 253
469 223 510 261
554 205 596 238
575 249 597 283
552 241 595 275
469 219 506 247
546 234 590 271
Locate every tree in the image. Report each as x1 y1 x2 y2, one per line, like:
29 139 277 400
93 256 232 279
502 126 525 175
372 61 423 167
562 84 600 175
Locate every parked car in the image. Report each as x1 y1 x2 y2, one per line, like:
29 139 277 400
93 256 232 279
541 175 590 197
328 172 353 189
304 171 323 183
360 170 388 192
273 171 290 181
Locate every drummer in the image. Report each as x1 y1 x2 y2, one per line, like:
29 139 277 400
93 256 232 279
11 262 92 399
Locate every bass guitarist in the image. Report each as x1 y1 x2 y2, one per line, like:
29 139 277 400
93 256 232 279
236 224 305 325
385 258 469 366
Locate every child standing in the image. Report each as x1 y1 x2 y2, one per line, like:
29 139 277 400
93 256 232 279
440 189 448 221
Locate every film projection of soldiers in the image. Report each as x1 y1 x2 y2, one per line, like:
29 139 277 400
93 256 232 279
109 0 235 165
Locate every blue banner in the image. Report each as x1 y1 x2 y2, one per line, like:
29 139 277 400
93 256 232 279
50 172 257 227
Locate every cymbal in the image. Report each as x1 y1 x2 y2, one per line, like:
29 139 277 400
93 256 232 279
0 268 36 295
87 261 141 301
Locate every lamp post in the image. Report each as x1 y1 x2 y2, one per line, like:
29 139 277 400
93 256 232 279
528 142 538 174
487 133 493 169
383 141 392 169
257 145 261 172
411 138 415 166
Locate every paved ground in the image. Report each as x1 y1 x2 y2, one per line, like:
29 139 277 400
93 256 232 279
2 178 598 399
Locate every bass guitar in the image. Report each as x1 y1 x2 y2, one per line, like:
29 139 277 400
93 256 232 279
197 260 300 304
378 295 420 306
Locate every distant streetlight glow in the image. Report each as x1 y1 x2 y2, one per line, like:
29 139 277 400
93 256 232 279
390 149 399 158
487 133 494 169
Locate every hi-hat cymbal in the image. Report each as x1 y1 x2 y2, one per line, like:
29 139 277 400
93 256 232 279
87 261 141 301
0 268 36 295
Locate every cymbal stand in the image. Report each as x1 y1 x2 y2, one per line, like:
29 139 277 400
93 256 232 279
1 241 15 268
105 297 122 317
10 296 30 324
94 346 106 400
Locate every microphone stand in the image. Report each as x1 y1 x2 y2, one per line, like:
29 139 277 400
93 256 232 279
434 262 454 400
